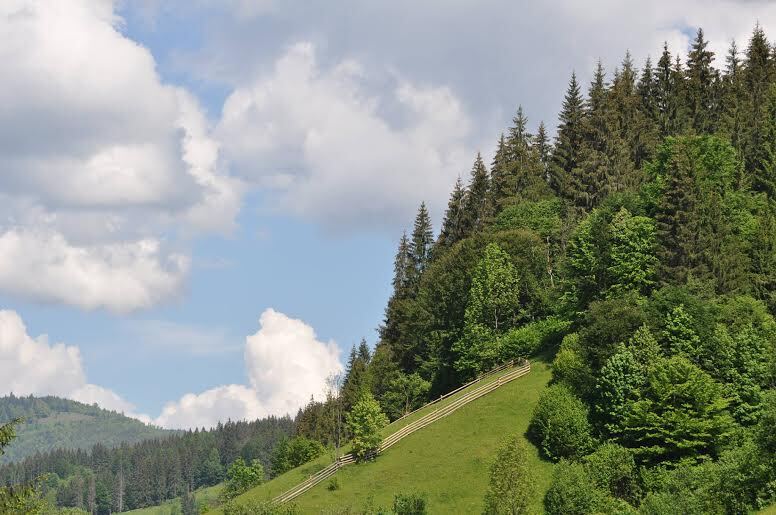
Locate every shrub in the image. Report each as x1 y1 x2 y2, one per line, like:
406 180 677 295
551 333 594 399
221 458 265 500
582 443 639 503
270 436 326 477
528 384 595 460
327 477 340 491
482 434 535 514
499 317 570 359
392 492 427 515
544 460 606 515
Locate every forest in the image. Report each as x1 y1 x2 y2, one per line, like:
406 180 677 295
3 24 776 514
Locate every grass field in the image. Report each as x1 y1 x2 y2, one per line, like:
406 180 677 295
125 484 223 514
760 503 776 514
214 359 553 514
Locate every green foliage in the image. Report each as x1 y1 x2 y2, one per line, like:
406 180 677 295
346 393 389 461
380 373 431 420
607 208 659 296
222 458 265 500
498 317 570 360
270 437 325 478
582 443 639 503
543 460 608 515
551 334 594 399
222 499 298 515
392 492 427 515
492 199 563 239
595 346 646 436
482 434 535 515
622 356 733 465
528 384 594 461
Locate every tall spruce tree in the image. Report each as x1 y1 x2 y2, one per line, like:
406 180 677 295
488 134 510 216
654 43 687 137
410 202 434 279
551 73 586 201
574 61 609 210
741 25 776 197
686 28 720 134
437 177 467 249
720 39 746 167
462 154 491 232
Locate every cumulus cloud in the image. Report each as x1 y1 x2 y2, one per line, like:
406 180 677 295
154 308 343 429
0 0 241 311
216 42 475 229
0 309 150 422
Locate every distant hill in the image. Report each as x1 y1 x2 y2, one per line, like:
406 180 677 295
0 394 172 463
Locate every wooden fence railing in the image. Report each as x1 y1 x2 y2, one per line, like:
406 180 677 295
271 359 531 504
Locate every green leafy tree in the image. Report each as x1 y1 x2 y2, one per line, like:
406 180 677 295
606 208 658 296
0 419 44 514
544 460 609 515
453 243 521 375
381 373 431 419
482 434 535 515
222 458 265 500
595 346 645 436
622 356 733 465
528 384 594 461
346 393 388 461
582 443 639 503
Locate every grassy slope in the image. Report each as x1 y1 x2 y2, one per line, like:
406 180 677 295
126 484 223 514
216 360 553 514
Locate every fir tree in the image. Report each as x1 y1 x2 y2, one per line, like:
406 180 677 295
437 177 467 249
488 134 510 216
685 28 720 134
410 202 434 278
462 154 491 232
550 72 585 200
534 121 551 170
654 43 687 137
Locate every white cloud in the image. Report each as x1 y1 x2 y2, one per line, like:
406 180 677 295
0 0 241 311
154 308 343 429
216 42 474 229
129 319 240 356
0 229 188 312
0 309 149 422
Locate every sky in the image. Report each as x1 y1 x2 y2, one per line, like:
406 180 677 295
1 0 775 429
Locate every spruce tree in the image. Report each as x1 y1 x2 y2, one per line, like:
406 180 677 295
685 28 720 134
437 177 467 249
654 43 687 137
741 25 776 197
488 134 509 216
550 73 585 200
462 153 491 232
535 121 551 170
720 39 746 164
410 202 434 278
573 61 609 210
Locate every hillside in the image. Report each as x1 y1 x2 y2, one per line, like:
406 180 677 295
215 360 553 514
0 395 171 463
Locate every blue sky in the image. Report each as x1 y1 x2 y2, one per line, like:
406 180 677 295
1 0 774 428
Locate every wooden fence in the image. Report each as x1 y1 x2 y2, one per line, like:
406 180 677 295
271 359 531 504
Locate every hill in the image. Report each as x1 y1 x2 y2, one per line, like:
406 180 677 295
214 360 553 514
0 395 171 464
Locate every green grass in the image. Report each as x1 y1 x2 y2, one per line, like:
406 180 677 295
126 484 223 514
214 360 553 514
759 503 776 514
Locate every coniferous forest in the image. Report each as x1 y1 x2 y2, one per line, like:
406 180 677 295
3 24 776 515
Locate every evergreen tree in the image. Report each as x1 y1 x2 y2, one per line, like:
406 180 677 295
686 28 720 134
410 202 434 279
654 43 687 137
436 177 467 249
550 73 585 199
461 154 491 232
720 40 746 163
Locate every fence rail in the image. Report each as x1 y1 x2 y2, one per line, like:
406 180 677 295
271 359 531 504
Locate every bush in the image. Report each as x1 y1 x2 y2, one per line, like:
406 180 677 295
482 434 535 514
528 384 594 460
392 492 427 514
270 436 326 477
327 477 340 491
544 460 606 515
551 333 594 399
499 317 570 359
582 443 639 503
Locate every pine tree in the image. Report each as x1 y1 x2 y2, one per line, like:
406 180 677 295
534 121 551 170
462 154 491 232
573 61 609 210
391 232 413 299
685 28 719 134
437 177 467 248
550 73 585 201
720 40 746 165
